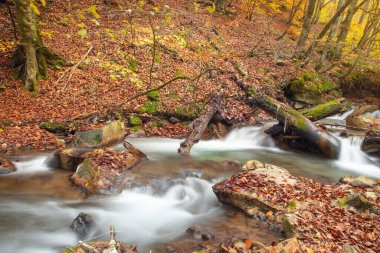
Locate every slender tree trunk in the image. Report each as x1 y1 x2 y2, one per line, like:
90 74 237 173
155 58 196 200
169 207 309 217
312 0 325 24
316 0 346 70
301 0 355 60
358 0 370 24
335 0 359 59
12 0 67 92
295 0 318 56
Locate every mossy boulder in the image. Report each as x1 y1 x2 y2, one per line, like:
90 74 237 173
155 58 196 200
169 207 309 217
0 120 12 127
39 121 67 133
284 71 338 105
73 121 125 148
147 90 161 101
139 100 158 114
127 115 142 127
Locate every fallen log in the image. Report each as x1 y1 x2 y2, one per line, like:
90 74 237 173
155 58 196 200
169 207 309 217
300 98 349 121
234 77 340 158
178 93 223 155
266 98 349 136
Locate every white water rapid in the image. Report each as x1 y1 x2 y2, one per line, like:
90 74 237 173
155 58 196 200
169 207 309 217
0 177 222 253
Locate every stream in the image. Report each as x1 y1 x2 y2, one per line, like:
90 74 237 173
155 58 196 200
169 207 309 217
0 119 379 253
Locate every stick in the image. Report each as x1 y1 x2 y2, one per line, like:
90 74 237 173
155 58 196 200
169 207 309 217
60 45 94 92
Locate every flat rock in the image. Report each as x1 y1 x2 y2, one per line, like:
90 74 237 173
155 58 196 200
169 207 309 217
339 175 376 188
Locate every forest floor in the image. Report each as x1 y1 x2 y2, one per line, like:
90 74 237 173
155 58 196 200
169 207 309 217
0 0 379 154
0 0 300 153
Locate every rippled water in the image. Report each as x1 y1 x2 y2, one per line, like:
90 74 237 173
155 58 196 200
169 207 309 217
0 122 379 253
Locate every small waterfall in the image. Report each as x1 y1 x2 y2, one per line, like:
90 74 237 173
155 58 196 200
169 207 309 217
336 136 380 178
364 110 380 119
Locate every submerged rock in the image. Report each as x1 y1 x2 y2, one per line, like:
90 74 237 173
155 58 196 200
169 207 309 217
0 157 16 174
73 121 125 148
186 224 215 241
70 212 96 239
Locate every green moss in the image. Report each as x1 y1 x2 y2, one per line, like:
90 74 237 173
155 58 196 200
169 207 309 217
337 197 347 207
301 99 346 120
281 216 296 237
287 200 297 213
39 121 66 133
127 115 142 127
114 112 122 120
130 126 141 132
302 70 319 81
0 120 12 126
321 80 336 92
151 119 168 128
0 86 6 91
147 90 161 101
287 78 305 93
248 86 256 96
139 100 158 114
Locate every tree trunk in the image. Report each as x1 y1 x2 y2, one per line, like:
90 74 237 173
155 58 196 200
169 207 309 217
335 0 359 59
215 0 229 11
295 0 318 56
234 77 340 158
178 93 223 155
315 0 346 70
301 0 358 61
12 0 66 92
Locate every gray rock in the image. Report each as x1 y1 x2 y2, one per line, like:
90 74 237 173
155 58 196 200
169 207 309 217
346 193 374 210
186 224 215 241
73 121 125 147
70 212 96 239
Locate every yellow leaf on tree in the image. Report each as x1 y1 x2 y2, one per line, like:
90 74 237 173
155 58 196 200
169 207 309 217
30 2 40 15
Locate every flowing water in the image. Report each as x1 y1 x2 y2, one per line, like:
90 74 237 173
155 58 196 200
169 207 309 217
0 121 379 253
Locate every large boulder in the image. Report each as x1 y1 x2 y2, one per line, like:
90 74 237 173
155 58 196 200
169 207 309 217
0 157 16 174
213 161 297 214
213 160 380 252
283 71 339 105
73 121 125 148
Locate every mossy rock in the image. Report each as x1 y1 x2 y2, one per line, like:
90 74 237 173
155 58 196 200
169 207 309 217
151 119 168 128
0 120 12 127
39 121 66 133
139 100 158 114
127 115 142 127
284 71 339 105
73 121 125 147
147 90 161 101
0 86 6 91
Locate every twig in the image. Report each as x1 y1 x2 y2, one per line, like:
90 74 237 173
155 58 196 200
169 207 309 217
64 247 76 253
54 67 71 87
60 45 94 93
79 241 100 253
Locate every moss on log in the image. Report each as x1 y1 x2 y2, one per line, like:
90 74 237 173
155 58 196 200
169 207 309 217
300 98 349 121
234 77 340 158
